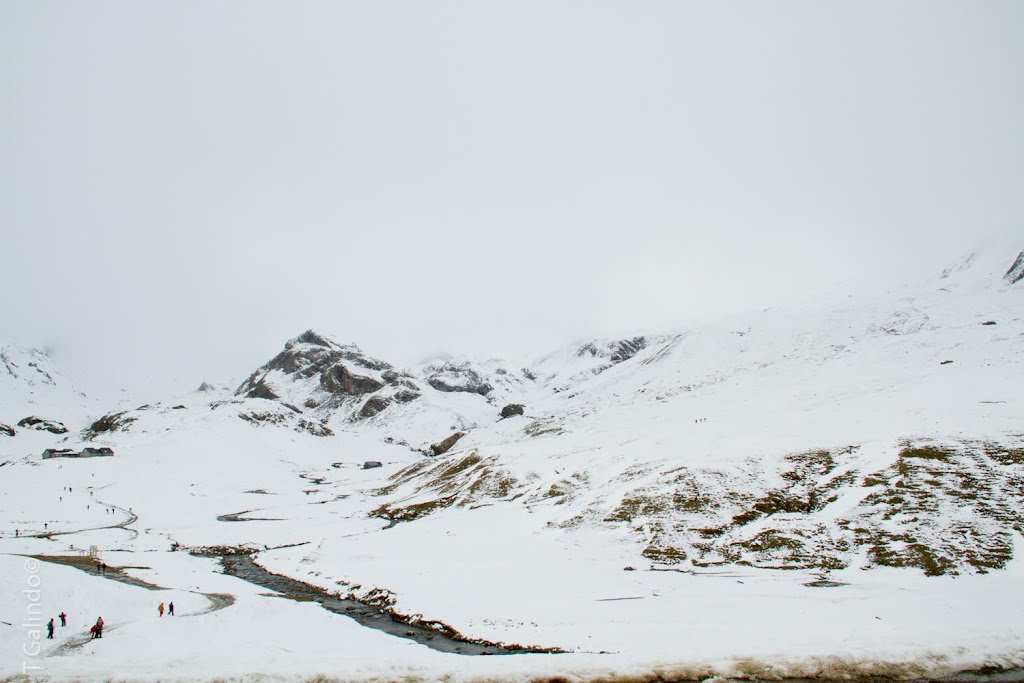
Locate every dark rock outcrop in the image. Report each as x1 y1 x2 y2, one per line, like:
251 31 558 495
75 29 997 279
245 377 280 400
359 396 391 418
430 431 465 456
362 461 383 469
0 423 14 437
237 409 333 437
393 389 420 403
500 404 525 418
83 411 137 440
18 416 68 434
577 337 647 363
425 362 493 396
321 365 384 396
1004 250 1024 285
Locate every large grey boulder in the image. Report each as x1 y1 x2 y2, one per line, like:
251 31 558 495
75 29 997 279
500 404 525 418
430 431 465 456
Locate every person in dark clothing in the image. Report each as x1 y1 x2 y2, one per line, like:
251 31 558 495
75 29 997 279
47 619 54 639
168 602 174 616
59 612 66 627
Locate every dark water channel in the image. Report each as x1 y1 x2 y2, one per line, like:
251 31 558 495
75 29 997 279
218 553 560 656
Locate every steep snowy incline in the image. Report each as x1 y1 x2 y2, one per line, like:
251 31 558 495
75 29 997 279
0 344 94 430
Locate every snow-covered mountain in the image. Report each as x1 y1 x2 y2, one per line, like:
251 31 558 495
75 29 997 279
2 245 1023 681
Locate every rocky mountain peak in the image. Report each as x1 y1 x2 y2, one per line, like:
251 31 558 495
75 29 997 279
285 329 343 351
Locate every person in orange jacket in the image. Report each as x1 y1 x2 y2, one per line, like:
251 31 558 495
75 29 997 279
158 602 165 617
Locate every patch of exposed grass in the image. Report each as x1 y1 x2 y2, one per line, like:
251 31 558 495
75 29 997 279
605 495 669 523
641 544 687 565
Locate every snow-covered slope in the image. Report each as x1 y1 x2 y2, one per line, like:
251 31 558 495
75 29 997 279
0 344 93 431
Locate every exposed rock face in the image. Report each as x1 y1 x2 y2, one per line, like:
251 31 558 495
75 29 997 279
430 431 465 456
0 423 14 437
236 407 334 437
321 365 383 396
235 330 390 401
359 396 391 418
17 416 68 434
83 411 137 440
196 381 217 392
500 404 525 418
245 377 280 400
577 337 647 363
1004 250 1024 285
393 389 420 403
425 362 493 396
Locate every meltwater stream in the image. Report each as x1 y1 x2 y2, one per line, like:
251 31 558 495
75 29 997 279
218 553 561 656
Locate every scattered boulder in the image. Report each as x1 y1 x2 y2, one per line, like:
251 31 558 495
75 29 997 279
18 416 68 434
362 461 383 470
500 404 525 419
982 321 997 326
171 404 187 410
1004 250 1024 285
430 431 465 456
359 396 391 418
941 360 954 365
0 423 15 437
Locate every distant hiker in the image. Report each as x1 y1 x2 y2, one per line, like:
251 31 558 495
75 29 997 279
96 616 104 638
47 618 54 639
59 612 66 627
168 602 174 616
90 624 98 639
14 529 18 537
158 602 165 617
101 562 107 575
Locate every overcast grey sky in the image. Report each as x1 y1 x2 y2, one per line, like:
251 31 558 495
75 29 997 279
2 1 1022 402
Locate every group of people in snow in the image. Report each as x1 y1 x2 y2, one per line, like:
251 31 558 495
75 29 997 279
158 601 174 616
46 613 102 640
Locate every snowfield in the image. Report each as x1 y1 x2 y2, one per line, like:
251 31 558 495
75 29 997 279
1 246 1023 682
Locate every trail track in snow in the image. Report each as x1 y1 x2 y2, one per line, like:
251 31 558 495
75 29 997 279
16 496 138 541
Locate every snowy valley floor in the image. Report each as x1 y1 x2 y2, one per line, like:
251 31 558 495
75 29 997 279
3 483 1024 682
